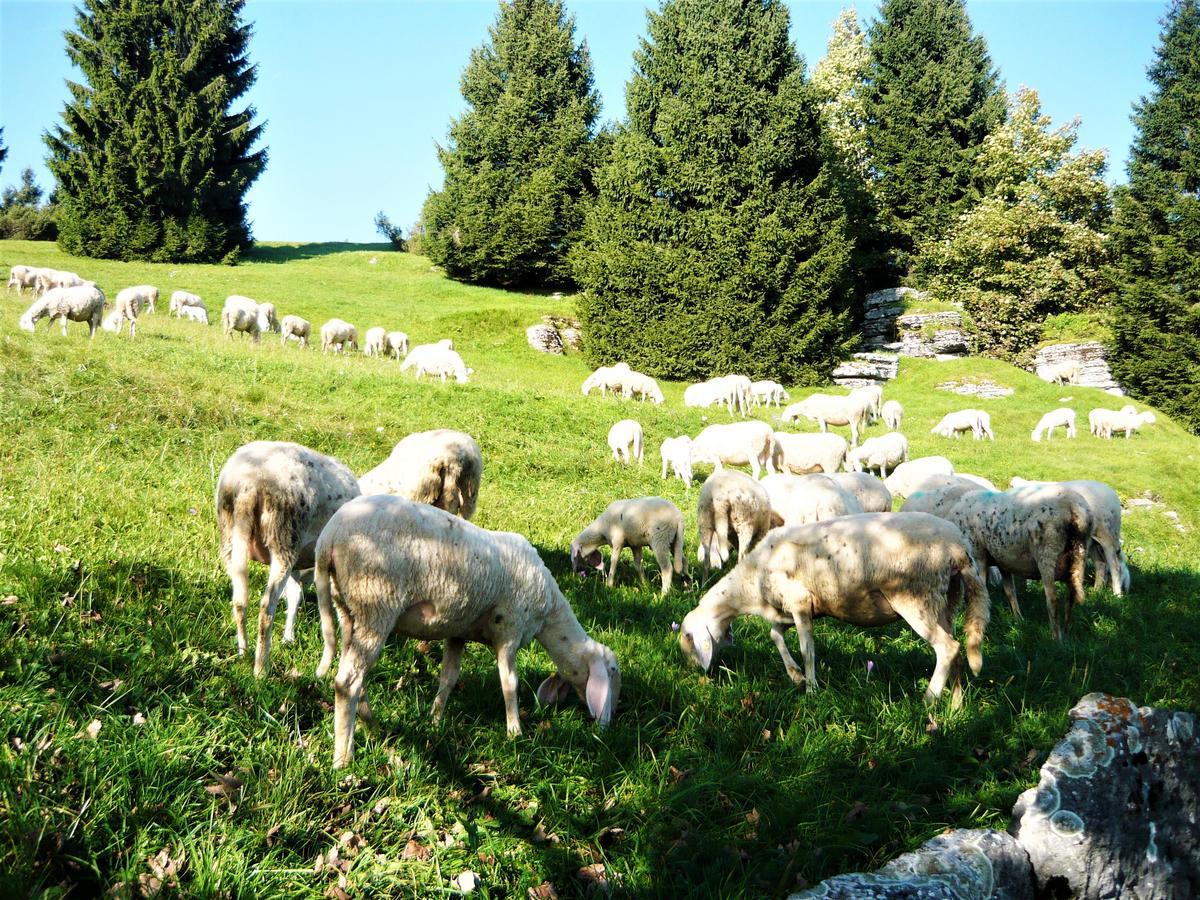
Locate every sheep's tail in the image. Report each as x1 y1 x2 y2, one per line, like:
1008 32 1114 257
1066 497 1094 605
217 483 259 568
958 548 990 676
673 521 685 575
314 543 345 678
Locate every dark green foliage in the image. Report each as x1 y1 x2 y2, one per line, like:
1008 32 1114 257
0 128 7 174
45 0 266 263
572 0 858 383
0 168 58 241
373 211 407 251
422 0 599 287
1110 0 1200 433
862 0 1004 272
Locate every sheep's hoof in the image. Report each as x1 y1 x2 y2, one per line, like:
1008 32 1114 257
786 666 806 687
282 632 295 645
804 680 817 695
506 724 522 738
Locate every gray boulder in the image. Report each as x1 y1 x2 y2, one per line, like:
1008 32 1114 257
833 352 900 386
526 323 565 355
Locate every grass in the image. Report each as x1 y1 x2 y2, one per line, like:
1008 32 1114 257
1038 310 1114 348
1 238 1198 898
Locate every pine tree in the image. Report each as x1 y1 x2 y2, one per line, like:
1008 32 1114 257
0 129 7 176
1109 0 1200 433
862 0 1004 271
572 0 857 384
45 0 266 263
422 0 599 287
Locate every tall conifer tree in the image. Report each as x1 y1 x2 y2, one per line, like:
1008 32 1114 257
1109 0 1200 433
573 0 857 383
422 0 599 287
0 129 7 176
46 0 265 262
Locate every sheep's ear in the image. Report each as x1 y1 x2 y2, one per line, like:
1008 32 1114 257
536 673 572 706
769 511 785 529
585 657 615 725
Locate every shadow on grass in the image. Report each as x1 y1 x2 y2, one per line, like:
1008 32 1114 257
243 242 394 264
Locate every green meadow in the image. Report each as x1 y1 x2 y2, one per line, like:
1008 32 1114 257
1 239 1197 897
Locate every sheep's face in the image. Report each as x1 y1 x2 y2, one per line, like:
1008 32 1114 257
570 540 603 577
679 610 721 671
18 313 36 332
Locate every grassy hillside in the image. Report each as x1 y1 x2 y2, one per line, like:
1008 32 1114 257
1 239 1197 898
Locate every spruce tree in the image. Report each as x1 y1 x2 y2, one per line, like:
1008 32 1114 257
0 129 7 176
572 0 857 384
46 0 265 263
422 0 599 287
862 0 1004 271
1109 0 1200 433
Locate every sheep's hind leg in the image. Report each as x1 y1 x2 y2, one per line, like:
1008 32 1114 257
1001 571 1023 621
332 624 388 769
431 638 466 724
226 535 251 657
896 598 963 709
652 544 672 595
254 553 298 677
281 574 305 643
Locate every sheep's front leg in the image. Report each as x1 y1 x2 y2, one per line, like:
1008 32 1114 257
254 554 297 677
768 624 805 686
495 641 522 737
59 314 68 337
1001 571 1023 621
431 638 466 723
607 537 624 588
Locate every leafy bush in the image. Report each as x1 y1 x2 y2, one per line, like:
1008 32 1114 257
373 211 407 251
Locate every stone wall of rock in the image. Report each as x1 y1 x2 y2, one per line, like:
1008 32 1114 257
1033 342 1123 394
862 288 923 349
895 311 969 358
832 352 900 386
527 315 582 354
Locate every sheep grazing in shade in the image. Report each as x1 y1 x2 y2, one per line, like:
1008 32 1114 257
1039 361 1081 385
899 478 985 518
320 318 359 354
169 290 205 316
179 305 209 325
1090 406 1156 439
679 512 990 709
314 495 621 767
882 399 904 431
358 429 483 520
280 315 311 347
1032 408 1077 442
751 380 789 408
607 419 644 465
571 497 686 595
223 295 263 342
581 362 631 397
692 420 776 479
931 409 994 440
117 284 158 316
846 431 909 478
781 393 872 447
215 441 361 676
771 432 848 476
759 473 863 527
827 472 893 513
659 435 694 485
7 264 38 295
695 469 772 575
19 284 106 337
363 326 387 357
399 342 472 383
101 290 141 337
883 456 955 499
385 331 409 360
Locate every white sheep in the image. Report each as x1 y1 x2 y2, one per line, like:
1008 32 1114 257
827 472 893 513
882 399 904 431
607 419 644 465
101 290 140 337
399 342 471 383
931 409 994 440
659 436 694 485
385 331 409 359
7 265 38 295
846 431 909 478
679 512 990 708
313 495 621 766
358 429 483 520
19 284 106 337
581 362 631 397
620 369 665 404
280 315 311 347
223 295 263 342
1090 406 1156 439
759 473 864 526
957 473 998 491
1031 408 1077 442
781 393 872 447
571 497 685 595
770 431 848 476
320 318 359 354
692 420 776 479
117 284 158 315
899 478 985 518
169 290 205 316
35 269 84 294
849 384 883 421
363 326 387 357
883 456 956 499
215 440 361 676
696 469 772 574
179 305 209 325
1039 361 1081 385
751 380 789 408
256 302 280 333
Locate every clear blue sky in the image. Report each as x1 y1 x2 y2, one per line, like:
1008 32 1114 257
0 0 1169 244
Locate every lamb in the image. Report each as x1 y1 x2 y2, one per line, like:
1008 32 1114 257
179 305 209 325
695 469 772 574
691 420 776 479
581 362 631 397
931 409 994 440
19 284 106 337
944 485 1093 640
358 429 483 520
751 380 789 408
771 432 848 476
619 369 665 404
7 265 38 295
571 497 685 595
363 326 387 357
882 399 904 431
169 290 205 316
1040 361 1081 385
781 393 872 447
607 419 644 465
1090 407 1156 439
101 289 140 337
827 472 893 513
759 473 864 526
883 456 955 499
215 441 361 676
659 436 694 485
117 284 158 316
1031 408 1077 442
280 315 311 347
35 269 84 294
223 295 263 342
850 385 883 422
313 495 621 767
320 318 359 354
846 431 909 478
385 331 409 360
678 512 990 709
399 342 471 383
1011 477 1129 596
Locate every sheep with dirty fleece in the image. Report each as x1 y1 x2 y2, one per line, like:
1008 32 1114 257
256 301 280 333
828 472 893 513
19 283 106 337
691 420 776 479
846 431 909 478
101 290 140 337
931 409 994 440
678 512 990 709
215 441 361 677
884 456 955 499
35 268 84 294
696 469 772 575
899 478 984 518
759 473 863 527
1031 408 1077 441
571 497 685 595
280 315 311 347
314 495 621 767
1039 361 1081 385
607 419 644 465
618 369 665 404
850 384 883 421
781 392 872 447
659 436 694 485
358 429 482 520
771 431 848 476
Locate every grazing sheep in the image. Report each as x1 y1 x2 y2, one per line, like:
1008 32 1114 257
684 379 728 412
827 472 893 513
223 295 262 342
945 485 1093 640
759 473 864 526
179 305 209 325
883 456 956 499
256 302 280 333
280 315 311 347
607 419 644 465
882 399 904 431
399 342 472 383
679 512 990 708
850 385 883 422
215 441 361 676
35 269 84 294
320 318 359 354
101 290 140 337
358 429 482 520
956 473 998 492
782 393 872 447
385 331 409 360
314 495 621 766
117 284 158 315
931 409 994 440
899 479 985 518
571 497 685 595
363 326 387 357
169 290 205 316
696 469 772 575
771 432 848 476
582 362 631 397
1040 361 1081 385
751 380 789 408
846 431 909 478
1090 406 1156 439
620 369 665 404
1032 408 1077 442
692 420 776 479
7 264 38 295
659 436 694 485
19 284 106 337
